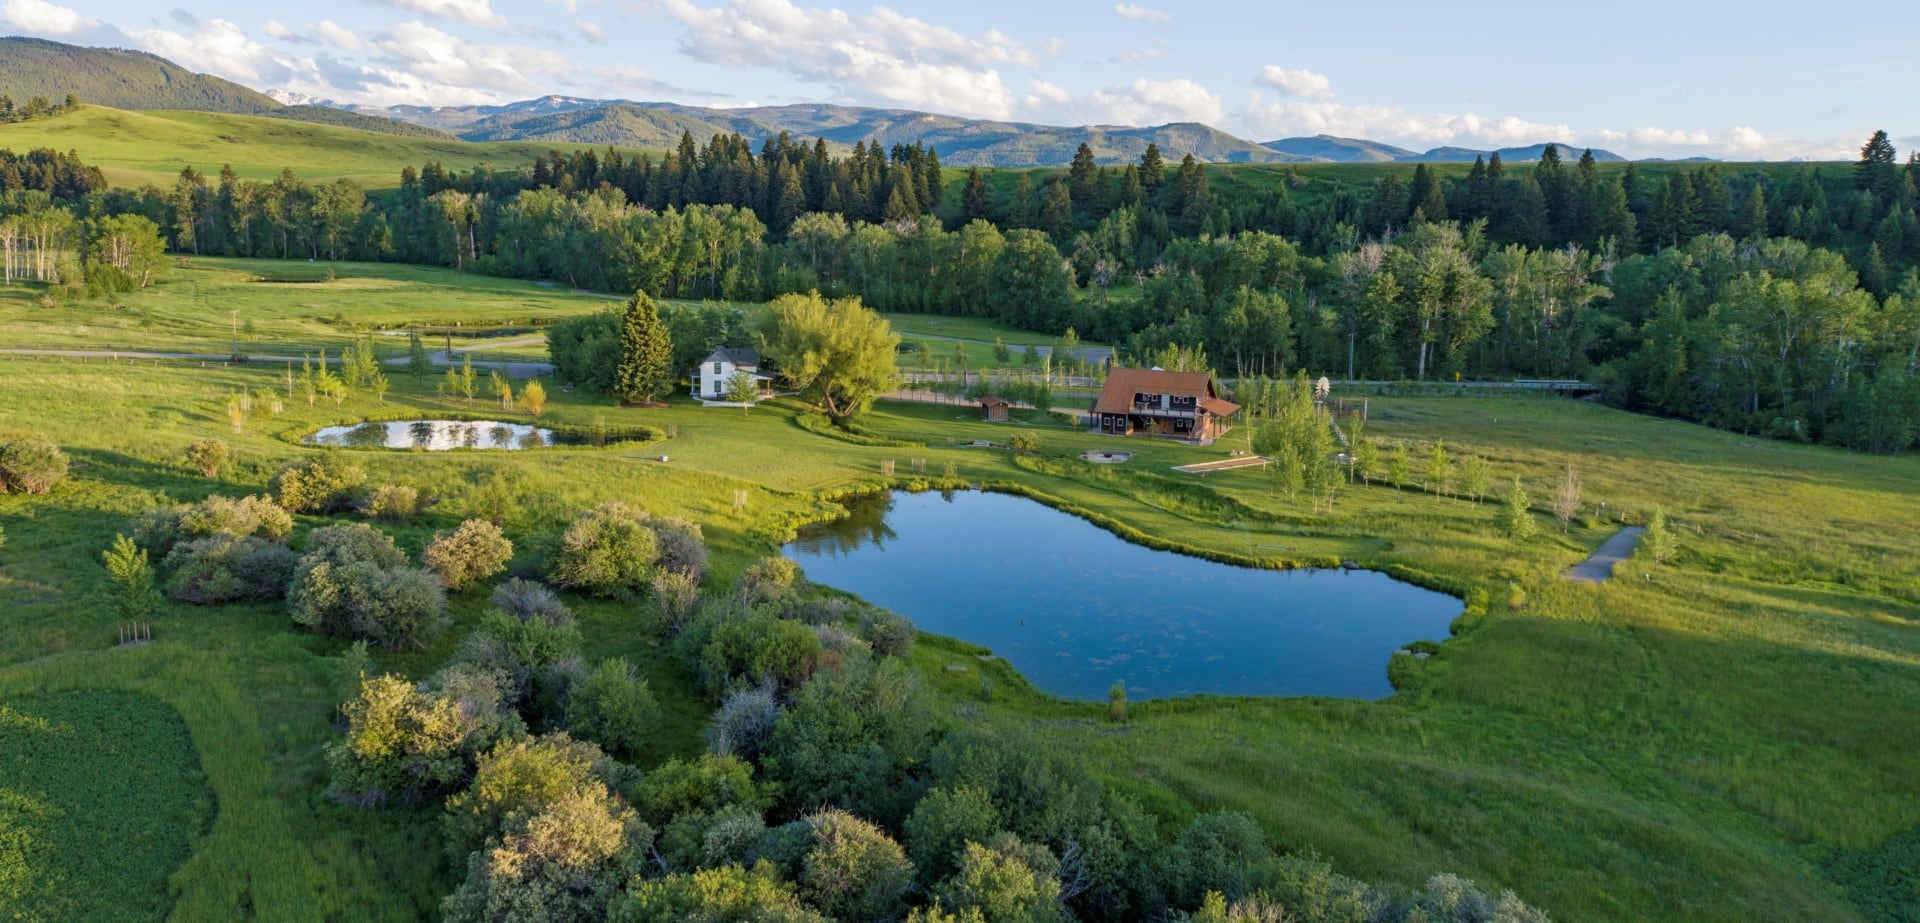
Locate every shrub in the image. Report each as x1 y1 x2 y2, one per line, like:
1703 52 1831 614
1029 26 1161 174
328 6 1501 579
326 674 494 805
738 556 802 609
791 597 852 627
127 506 189 558
475 608 583 674
360 484 422 522
797 809 915 923
934 834 1064 923
271 452 368 513
904 785 1001 885
861 610 917 658
424 519 514 590
185 438 230 478
763 654 935 827
652 517 709 581
444 732 615 859
289 524 446 649
614 861 825 923
491 578 573 624
178 494 293 543
633 753 771 871
550 502 659 597
651 570 702 632
1009 432 1041 454
163 534 298 604
1156 812 1274 909
697 615 822 699
565 658 660 758
706 683 779 762
0 436 69 494
442 787 645 923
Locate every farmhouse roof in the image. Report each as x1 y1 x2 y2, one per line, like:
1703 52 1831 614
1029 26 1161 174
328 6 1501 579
1090 368 1223 415
701 346 760 368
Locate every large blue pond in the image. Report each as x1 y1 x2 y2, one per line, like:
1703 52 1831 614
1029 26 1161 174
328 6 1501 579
784 490 1461 702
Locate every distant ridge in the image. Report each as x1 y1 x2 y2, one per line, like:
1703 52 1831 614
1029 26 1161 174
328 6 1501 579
1409 142 1627 163
1263 135 1417 163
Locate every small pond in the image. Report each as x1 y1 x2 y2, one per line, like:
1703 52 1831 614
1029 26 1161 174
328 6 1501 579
785 491 1461 701
306 419 585 450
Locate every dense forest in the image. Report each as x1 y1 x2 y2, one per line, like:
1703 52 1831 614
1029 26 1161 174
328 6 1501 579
5 129 1920 451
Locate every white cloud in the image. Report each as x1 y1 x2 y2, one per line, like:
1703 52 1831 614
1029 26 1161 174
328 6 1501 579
651 0 1032 119
1255 65 1332 100
261 19 293 39
314 20 364 52
576 20 604 43
1114 3 1171 23
1043 37 1067 56
367 20 569 98
1087 78 1223 127
1023 79 1070 107
1 0 99 36
365 0 507 30
133 16 293 85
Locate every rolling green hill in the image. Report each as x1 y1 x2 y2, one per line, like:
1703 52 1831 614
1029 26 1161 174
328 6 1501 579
0 106 599 188
0 37 279 113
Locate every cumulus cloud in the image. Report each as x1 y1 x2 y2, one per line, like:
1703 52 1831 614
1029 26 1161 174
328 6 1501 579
132 16 295 86
1114 3 1171 23
576 20 604 43
1023 79 1071 107
365 20 568 98
315 20 365 52
649 0 1032 119
261 19 294 39
1087 78 1224 127
1256 65 1332 100
2 0 101 37
365 0 507 30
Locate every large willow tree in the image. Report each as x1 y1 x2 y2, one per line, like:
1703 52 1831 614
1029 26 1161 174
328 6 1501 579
759 292 899 422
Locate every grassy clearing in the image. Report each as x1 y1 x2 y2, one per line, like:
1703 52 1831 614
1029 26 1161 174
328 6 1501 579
0 689 209 922
0 258 614 355
0 106 603 189
0 260 1915 921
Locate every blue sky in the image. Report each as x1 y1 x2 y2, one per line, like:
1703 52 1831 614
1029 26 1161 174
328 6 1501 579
4 0 1913 159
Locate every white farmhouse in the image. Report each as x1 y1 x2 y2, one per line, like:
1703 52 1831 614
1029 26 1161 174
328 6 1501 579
691 346 774 402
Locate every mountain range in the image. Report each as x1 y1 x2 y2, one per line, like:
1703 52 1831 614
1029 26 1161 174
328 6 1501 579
3 37 1647 166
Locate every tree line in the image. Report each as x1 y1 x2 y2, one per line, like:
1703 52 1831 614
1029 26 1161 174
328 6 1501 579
9 132 1920 450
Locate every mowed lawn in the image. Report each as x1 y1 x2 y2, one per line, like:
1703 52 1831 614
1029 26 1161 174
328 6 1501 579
0 262 1916 921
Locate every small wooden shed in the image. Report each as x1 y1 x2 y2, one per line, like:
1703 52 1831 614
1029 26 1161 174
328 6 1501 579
979 395 1011 422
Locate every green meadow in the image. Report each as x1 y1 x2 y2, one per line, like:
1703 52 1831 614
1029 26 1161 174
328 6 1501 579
0 260 1916 921
0 106 593 189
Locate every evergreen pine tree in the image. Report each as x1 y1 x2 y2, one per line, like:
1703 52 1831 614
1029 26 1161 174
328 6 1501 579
961 168 992 223
1139 143 1165 190
1069 143 1099 207
615 291 673 405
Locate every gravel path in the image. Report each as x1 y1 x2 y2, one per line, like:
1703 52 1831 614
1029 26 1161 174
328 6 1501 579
1565 526 1646 583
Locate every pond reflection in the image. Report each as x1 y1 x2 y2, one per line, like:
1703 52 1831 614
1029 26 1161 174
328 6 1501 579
786 490 1460 702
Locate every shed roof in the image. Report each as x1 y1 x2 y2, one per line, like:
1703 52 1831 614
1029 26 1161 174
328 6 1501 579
979 395 1011 407
1091 368 1221 415
1199 396 1241 417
